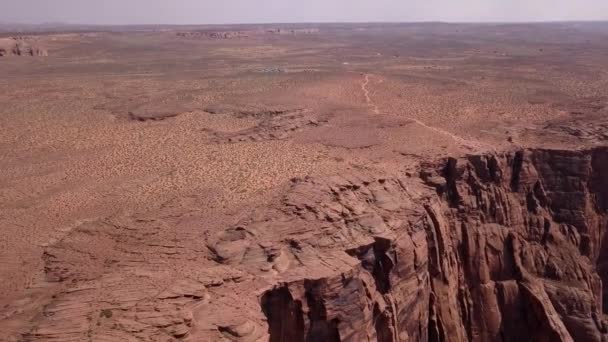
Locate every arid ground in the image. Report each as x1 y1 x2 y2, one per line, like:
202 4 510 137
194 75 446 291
1 23 608 341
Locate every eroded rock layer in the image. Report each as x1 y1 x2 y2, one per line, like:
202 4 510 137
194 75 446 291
13 147 608 341
262 147 608 342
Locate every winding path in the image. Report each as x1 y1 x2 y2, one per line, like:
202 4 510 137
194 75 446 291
360 73 483 150
361 74 380 114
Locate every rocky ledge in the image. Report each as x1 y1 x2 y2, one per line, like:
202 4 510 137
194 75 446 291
15 147 608 341
259 147 608 341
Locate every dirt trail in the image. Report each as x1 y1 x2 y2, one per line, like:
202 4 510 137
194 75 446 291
407 117 482 150
360 73 484 151
361 74 380 114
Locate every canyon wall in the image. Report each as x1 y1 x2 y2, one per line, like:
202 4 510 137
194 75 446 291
262 147 608 342
20 147 608 341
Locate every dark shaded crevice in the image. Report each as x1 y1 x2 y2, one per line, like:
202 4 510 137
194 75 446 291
443 157 461 207
373 303 394 342
346 237 394 294
589 148 608 313
590 148 608 207
526 191 539 213
303 280 341 342
487 155 502 183
519 284 565 341
371 238 394 294
261 286 306 342
428 293 445 342
423 205 446 281
510 150 525 192
505 233 522 281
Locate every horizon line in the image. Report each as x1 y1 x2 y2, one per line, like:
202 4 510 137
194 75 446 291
2 19 608 27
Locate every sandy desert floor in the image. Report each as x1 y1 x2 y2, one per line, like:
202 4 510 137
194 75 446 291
1 23 608 341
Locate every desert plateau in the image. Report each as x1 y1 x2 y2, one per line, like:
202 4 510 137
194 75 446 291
1 22 608 341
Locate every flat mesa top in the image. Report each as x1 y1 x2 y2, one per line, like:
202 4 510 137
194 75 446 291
1 22 607 341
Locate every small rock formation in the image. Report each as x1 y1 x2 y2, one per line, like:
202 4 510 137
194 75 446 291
0 37 48 57
204 108 323 143
175 28 319 40
265 28 320 35
176 31 250 39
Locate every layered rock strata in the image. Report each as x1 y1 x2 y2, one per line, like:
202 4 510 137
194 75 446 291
13 147 608 341
262 147 608 342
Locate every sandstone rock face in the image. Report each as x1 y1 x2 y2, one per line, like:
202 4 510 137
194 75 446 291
14 147 608 341
419 148 608 342
261 147 608 342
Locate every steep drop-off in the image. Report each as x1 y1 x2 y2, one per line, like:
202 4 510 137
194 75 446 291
14 147 608 341
261 147 608 342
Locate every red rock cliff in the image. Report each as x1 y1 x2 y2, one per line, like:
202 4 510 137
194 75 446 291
262 147 608 342
24 147 608 341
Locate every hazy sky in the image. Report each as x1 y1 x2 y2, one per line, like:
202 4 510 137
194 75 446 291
2 0 608 25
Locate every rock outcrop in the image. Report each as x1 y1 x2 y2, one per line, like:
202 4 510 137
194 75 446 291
176 31 250 39
205 108 324 143
0 37 48 57
261 147 608 341
175 28 319 40
265 28 320 35
13 147 608 341
418 148 608 341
